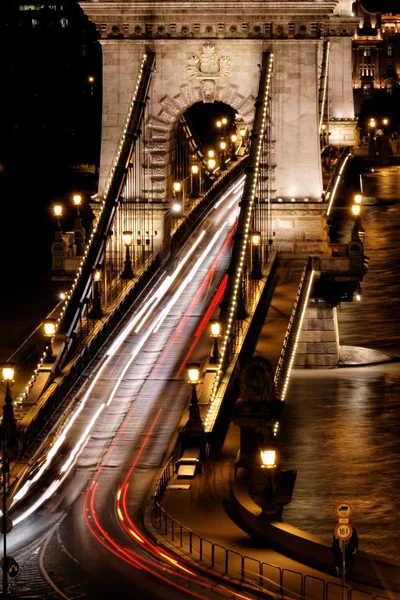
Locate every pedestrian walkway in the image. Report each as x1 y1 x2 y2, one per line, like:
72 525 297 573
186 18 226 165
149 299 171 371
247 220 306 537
145 424 398 600
143 270 399 600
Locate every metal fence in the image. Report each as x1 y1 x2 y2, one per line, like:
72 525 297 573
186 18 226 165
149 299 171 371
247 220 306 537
152 458 392 600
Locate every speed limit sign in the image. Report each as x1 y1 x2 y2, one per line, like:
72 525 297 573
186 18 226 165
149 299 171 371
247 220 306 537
335 523 353 540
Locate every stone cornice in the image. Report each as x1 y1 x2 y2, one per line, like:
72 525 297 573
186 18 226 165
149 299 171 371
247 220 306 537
79 1 340 19
80 1 358 39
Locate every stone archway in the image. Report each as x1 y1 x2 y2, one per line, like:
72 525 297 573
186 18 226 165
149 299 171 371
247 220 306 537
144 79 256 202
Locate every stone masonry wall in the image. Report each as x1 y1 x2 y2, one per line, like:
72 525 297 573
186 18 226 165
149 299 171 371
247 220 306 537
295 299 340 368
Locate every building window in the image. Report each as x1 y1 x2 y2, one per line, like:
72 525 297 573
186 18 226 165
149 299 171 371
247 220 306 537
387 45 393 57
387 83 393 95
364 48 370 57
363 84 371 96
31 18 40 27
60 17 68 28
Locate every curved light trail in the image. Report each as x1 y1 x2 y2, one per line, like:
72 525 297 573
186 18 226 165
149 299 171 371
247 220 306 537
7 176 258 600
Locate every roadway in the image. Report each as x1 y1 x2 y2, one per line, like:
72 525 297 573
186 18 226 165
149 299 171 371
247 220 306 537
6 175 254 599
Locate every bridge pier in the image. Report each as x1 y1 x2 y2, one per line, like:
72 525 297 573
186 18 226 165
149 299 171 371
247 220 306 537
294 299 340 368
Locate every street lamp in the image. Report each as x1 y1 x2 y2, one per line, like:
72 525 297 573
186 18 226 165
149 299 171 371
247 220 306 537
321 123 327 146
88 75 95 96
354 194 363 205
210 320 221 362
250 231 262 279
351 204 365 243
1 364 17 599
88 269 103 319
43 318 57 358
171 201 182 215
207 158 216 171
121 231 134 280
191 164 200 197
260 447 277 469
72 194 82 216
207 150 215 159
72 194 85 255
219 141 227 170
230 134 237 161
173 181 181 195
355 285 362 302
53 204 63 229
184 363 203 430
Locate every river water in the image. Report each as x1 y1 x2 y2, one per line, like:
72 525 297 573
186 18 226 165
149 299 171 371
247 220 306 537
280 163 400 561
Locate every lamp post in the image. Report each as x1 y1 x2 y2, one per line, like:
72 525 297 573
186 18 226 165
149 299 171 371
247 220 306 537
88 269 103 319
73 194 82 216
72 194 85 256
207 158 216 172
216 120 222 140
230 134 237 161
121 231 134 280
321 123 327 147
1 364 17 599
171 201 182 216
221 117 228 138
260 445 278 515
354 285 362 302
351 204 365 243
191 164 200 197
88 75 95 96
43 318 57 359
368 118 376 155
250 231 262 280
53 204 63 229
184 363 203 431
219 141 227 170
210 320 221 362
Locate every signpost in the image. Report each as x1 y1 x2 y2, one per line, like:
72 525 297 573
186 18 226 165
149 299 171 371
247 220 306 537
0 556 19 578
334 502 353 595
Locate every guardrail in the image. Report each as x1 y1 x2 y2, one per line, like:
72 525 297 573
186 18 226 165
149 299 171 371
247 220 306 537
151 458 392 600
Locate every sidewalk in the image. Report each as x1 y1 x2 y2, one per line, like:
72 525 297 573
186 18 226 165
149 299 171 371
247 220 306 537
145 420 399 600
143 271 399 600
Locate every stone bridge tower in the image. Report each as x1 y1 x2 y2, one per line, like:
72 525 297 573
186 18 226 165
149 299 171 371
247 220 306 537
80 1 358 256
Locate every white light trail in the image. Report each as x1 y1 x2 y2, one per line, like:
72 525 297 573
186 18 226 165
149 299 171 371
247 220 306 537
10 197 233 523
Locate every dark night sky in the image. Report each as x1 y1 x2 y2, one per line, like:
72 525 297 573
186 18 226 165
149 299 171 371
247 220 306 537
360 0 398 13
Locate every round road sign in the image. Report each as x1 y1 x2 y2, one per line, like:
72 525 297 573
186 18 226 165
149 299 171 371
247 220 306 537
0 516 13 535
0 555 19 577
335 502 353 519
335 523 353 541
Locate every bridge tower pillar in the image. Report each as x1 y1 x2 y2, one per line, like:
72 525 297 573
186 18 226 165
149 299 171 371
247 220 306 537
326 2 359 146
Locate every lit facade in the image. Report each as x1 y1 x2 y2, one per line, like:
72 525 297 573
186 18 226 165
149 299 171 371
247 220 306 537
352 1 400 114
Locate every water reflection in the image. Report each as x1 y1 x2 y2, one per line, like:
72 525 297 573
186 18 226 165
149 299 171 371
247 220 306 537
279 164 400 560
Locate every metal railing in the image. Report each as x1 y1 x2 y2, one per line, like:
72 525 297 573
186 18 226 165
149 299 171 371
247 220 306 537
325 147 352 217
274 258 314 403
151 458 392 600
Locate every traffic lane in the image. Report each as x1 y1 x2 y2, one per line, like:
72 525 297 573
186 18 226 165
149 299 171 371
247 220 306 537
8 212 236 528
9 180 242 595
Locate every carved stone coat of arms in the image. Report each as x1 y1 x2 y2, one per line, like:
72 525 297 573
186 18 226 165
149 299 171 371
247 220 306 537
186 43 232 102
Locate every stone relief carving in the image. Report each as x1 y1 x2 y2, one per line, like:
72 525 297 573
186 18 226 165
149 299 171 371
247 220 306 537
200 79 216 103
186 43 232 102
